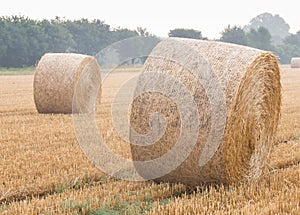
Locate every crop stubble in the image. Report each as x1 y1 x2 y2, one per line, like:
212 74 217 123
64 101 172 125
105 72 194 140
0 65 299 214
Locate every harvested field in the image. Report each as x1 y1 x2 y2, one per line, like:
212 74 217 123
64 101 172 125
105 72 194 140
0 65 299 214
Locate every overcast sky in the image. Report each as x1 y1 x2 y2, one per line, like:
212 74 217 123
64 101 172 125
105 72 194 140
0 0 299 39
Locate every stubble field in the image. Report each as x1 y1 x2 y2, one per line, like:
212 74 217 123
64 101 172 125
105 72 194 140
0 65 299 214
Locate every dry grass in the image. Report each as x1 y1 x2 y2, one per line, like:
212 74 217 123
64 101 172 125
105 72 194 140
276 65 300 143
0 75 104 203
0 65 299 214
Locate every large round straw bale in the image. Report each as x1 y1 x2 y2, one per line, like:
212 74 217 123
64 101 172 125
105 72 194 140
129 38 281 187
291 57 300 68
34 53 101 114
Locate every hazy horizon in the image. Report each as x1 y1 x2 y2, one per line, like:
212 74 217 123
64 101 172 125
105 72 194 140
0 0 299 39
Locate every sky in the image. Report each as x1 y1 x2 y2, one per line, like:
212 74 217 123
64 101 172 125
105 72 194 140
0 0 299 39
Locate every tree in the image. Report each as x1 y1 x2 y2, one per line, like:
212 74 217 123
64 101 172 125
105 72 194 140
168 28 204 39
111 35 160 65
0 16 31 67
65 19 111 55
22 18 48 65
272 43 300 64
244 13 290 44
0 16 158 67
111 28 139 42
220 25 247 45
272 30 300 64
41 18 75 53
284 30 300 46
247 27 272 50
0 18 9 65
137 27 151 37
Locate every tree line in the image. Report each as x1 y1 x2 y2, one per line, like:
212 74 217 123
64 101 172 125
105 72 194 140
220 25 300 64
0 13 299 67
0 16 159 67
169 13 300 64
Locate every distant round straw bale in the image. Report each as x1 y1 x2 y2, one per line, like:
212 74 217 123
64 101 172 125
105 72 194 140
129 38 281 187
34 53 101 114
291 57 300 68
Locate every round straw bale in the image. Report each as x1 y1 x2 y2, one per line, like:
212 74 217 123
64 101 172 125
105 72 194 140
129 38 281 187
291 57 300 68
34 53 101 114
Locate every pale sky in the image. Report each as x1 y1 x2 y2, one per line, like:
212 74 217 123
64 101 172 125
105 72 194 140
0 0 299 39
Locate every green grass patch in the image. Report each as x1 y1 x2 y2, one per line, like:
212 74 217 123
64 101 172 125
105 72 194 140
88 198 155 215
0 67 35 75
61 200 93 214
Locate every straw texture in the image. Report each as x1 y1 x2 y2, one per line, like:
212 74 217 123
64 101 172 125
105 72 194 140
291 57 300 68
34 53 101 114
129 38 281 187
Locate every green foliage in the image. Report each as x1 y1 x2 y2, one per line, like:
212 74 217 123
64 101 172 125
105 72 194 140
0 16 74 67
0 67 34 75
0 15 157 68
2 13 300 67
61 200 93 214
220 25 247 45
219 24 300 63
272 30 300 64
114 36 160 65
65 18 111 55
247 27 272 50
0 16 43 67
272 43 300 64
40 18 75 53
90 200 153 215
217 13 300 64
168 28 205 40
220 26 272 50
244 12 290 44
284 30 300 47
